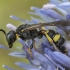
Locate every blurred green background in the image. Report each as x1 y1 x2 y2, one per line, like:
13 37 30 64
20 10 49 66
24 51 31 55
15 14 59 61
0 0 48 70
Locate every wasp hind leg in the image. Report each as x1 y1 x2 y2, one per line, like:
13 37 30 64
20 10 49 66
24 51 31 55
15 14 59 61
42 30 59 52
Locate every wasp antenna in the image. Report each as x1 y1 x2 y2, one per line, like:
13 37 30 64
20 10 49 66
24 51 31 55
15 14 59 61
0 29 6 35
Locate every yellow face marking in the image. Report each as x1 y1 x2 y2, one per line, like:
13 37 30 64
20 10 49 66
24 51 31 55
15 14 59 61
21 29 24 32
53 34 60 42
16 34 20 39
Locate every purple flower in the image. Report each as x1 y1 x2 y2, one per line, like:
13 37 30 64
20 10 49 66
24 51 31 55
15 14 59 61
1 0 70 70
2 65 15 70
39 9 64 20
44 48 70 69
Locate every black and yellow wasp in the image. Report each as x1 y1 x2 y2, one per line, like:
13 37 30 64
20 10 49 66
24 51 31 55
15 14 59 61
0 20 70 55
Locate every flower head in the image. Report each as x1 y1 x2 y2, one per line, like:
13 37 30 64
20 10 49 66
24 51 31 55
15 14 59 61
1 0 70 70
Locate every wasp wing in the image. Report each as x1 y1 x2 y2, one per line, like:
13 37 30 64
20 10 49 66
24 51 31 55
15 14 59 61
24 20 70 30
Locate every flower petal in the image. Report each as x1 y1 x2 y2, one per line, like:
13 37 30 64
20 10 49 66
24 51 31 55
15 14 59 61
10 15 21 20
47 66 56 70
59 2 70 8
2 65 14 70
44 48 70 69
59 6 70 13
68 51 70 57
17 38 28 48
30 6 54 22
43 3 56 10
8 51 26 58
65 26 70 34
27 40 32 47
10 15 33 24
55 7 67 16
64 41 70 51
32 50 56 69
40 9 64 20
44 53 65 70
56 27 66 36
6 23 16 31
41 42 55 51
66 14 70 20
0 44 9 50
50 0 62 5
62 0 69 2
30 16 42 23
53 52 70 69
15 62 38 69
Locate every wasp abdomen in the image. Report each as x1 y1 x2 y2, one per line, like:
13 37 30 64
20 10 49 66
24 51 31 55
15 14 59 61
47 30 66 53
47 30 56 39
54 36 66 53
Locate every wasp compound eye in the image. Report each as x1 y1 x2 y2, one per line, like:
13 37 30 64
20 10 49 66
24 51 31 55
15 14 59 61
6 30 16 48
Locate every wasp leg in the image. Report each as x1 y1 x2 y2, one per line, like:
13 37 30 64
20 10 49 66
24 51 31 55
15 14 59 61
27 48 33 59
32 39 40 53
27 43 33 59
42 30 59 52
25 54 33 60
16 34 33 59
25 45 33 59
28 39 40 53
27 40 34 59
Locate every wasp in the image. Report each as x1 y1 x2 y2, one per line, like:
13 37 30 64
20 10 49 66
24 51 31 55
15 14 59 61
0 20 70 55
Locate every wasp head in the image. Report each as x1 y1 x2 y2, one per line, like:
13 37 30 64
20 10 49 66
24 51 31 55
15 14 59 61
6 30 16 48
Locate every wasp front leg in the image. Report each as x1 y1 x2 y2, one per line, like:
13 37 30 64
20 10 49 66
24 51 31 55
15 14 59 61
16 34 33 59
27 48 33 59
27 39 35 59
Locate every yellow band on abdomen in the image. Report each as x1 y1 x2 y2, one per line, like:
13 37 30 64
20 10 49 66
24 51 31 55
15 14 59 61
53 34 60 42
